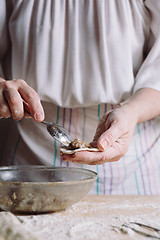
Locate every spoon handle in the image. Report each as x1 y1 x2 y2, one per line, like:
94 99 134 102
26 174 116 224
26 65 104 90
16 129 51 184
40 120 49 125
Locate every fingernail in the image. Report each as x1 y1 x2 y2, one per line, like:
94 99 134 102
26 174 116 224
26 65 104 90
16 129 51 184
34 112 44 121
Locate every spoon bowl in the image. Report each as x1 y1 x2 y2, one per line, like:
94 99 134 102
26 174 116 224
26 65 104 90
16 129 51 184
41 120 72 146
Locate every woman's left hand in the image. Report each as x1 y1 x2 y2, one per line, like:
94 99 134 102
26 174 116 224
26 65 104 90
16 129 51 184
61 104 138 165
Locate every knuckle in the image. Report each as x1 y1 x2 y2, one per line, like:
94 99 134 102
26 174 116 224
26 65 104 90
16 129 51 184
1 81 10 89
104 133 114 144
15 79 26 86
27 92 38 102
1 79 27 89
107 133 114 140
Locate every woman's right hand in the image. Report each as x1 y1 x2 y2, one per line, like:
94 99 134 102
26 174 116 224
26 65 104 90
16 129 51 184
0 78 44 121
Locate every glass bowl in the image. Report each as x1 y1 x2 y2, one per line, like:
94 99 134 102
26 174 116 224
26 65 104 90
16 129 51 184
0 166 97 213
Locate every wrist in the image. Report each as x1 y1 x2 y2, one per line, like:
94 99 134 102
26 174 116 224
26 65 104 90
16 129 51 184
117 88 160 124
116 101 140 125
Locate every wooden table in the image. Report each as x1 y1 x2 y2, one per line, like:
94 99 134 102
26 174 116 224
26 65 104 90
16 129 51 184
0 195 160 240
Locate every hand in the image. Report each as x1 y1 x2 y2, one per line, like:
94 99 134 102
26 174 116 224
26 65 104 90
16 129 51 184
0 78 44 121
62 105 138 165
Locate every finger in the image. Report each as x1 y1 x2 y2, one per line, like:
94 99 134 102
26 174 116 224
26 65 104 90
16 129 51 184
97 122 124 151
92 112 111 141
23 102 32 118
0 79 44 121
24 113 32 118
3 88 24 120
92 123 105 142
62 147 122 165
18 84 44 122
0 92 11 118
61 153 75 161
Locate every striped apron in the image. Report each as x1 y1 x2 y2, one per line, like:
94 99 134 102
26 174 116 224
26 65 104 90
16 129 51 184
1 102 160 195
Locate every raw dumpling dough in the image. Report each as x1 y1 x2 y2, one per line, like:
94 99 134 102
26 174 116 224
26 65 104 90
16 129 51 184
60 138 101 154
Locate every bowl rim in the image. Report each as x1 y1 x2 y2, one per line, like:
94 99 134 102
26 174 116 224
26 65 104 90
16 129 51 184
0 166 97 186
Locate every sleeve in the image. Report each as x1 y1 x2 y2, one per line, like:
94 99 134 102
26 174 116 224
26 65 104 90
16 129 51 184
0 0 12 78
133 0 160 93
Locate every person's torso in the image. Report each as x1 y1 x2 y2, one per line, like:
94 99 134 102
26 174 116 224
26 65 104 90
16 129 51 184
6 0 149 107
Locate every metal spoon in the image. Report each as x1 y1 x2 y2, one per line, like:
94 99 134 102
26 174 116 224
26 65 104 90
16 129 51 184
41 120 72 146
25 111 72 146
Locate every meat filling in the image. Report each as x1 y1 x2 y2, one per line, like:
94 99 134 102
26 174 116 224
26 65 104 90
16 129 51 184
68 139 91 150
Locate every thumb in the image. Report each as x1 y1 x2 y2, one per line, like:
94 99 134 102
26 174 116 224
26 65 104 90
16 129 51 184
97 123 123 151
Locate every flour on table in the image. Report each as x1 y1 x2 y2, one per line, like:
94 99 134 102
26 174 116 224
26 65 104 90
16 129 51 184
0 212 41 240
1 196 160 240
17 197 160 240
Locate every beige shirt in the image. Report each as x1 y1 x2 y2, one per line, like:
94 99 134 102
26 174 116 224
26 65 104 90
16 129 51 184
0 0 160 108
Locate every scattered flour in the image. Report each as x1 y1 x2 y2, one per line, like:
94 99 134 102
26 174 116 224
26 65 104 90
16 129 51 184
0 196 160 240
